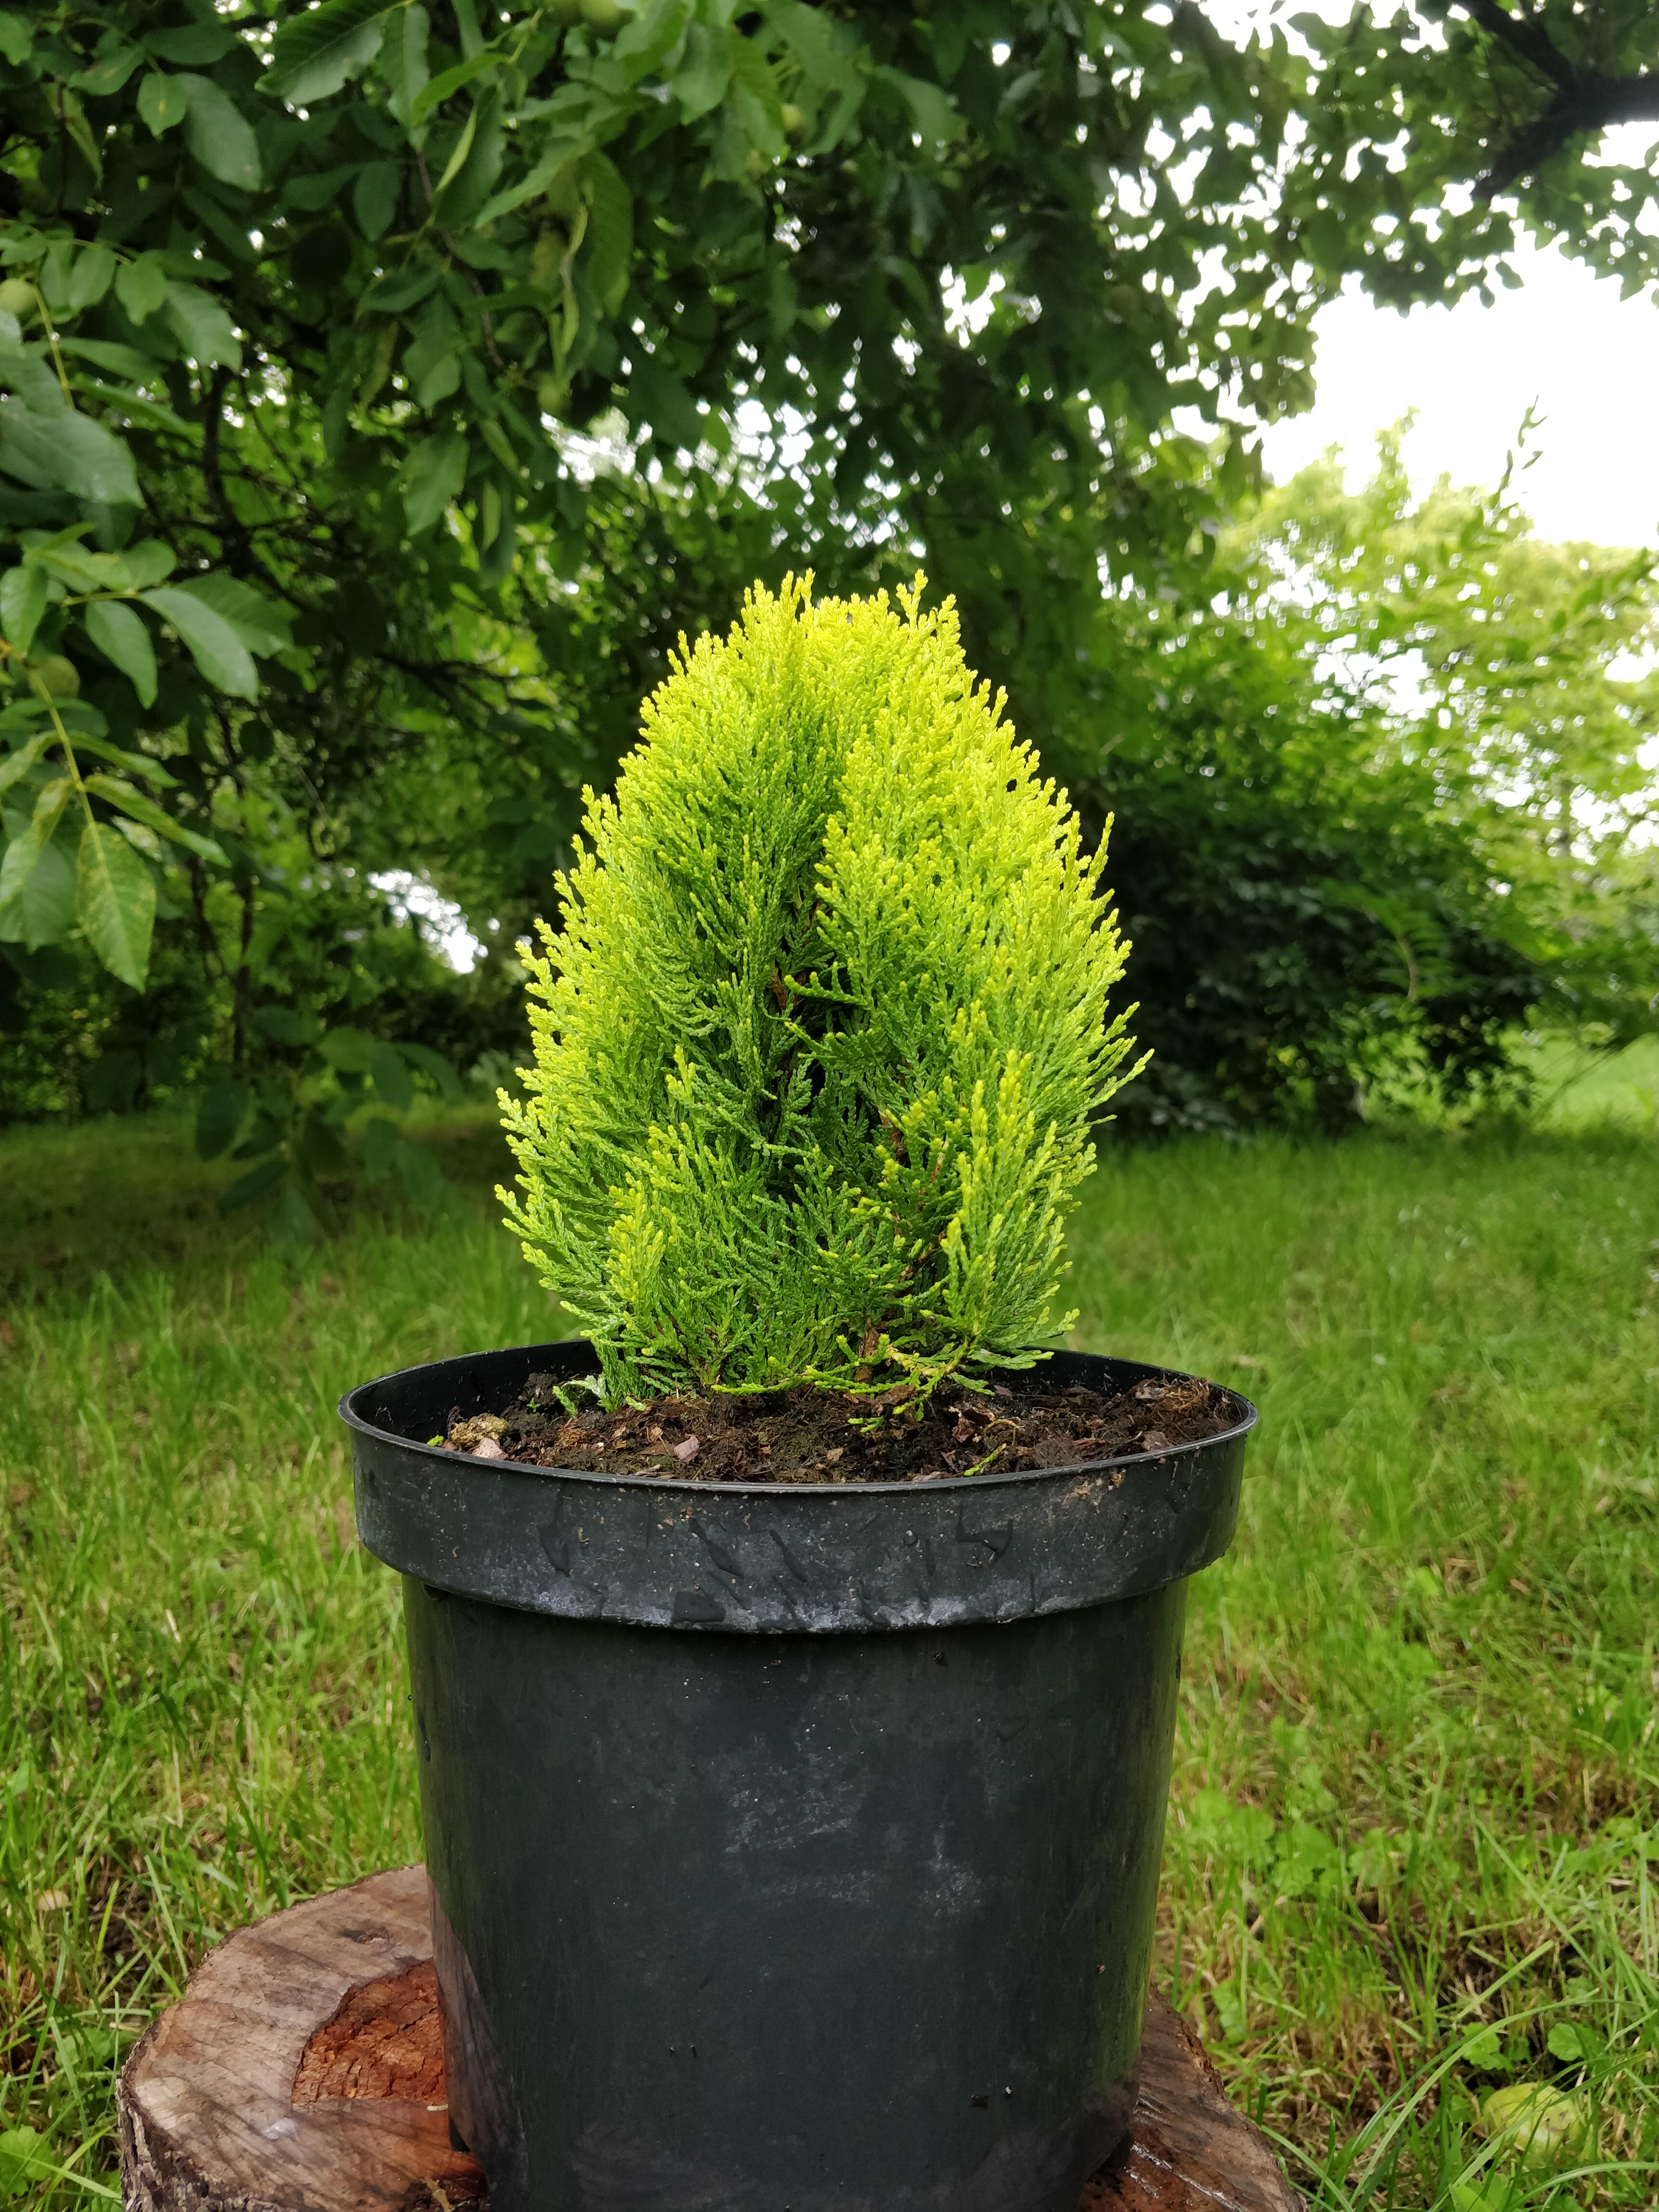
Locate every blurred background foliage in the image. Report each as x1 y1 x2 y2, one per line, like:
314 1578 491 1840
0 0 1656 1194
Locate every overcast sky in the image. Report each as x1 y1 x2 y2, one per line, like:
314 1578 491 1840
1259 236 1659 550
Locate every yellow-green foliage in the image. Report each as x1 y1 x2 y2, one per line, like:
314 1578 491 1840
500 576 1142 1404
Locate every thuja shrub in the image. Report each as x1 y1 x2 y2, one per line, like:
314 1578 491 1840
501 577 1142 1406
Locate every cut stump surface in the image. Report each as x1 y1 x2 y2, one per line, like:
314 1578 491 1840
118 1866 1300 2212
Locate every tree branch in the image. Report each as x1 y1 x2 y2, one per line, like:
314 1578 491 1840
1455 0 1659 198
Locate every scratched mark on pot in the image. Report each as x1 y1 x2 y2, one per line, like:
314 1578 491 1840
689 1517 743 1580
955 1510 1013 1563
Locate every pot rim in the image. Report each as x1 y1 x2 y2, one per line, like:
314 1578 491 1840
338 1341 1259 1501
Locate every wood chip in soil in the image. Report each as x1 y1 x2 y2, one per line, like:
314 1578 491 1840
442 1369 1243 1485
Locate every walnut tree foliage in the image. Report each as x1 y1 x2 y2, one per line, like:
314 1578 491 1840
0 0 1655 1209
502 577 1139 1404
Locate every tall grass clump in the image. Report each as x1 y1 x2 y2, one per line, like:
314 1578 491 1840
501 575 1141 1405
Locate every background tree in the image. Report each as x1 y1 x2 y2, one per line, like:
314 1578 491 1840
1 1 1656 1192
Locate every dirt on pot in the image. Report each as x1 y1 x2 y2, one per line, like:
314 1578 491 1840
441 1367 1242 1485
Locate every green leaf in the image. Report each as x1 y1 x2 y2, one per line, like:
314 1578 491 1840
0 401 141 504
195 1077 250 1159
0 732 47 795
760 0 856 90
175 575 293 656
0 341 66 417
582 153 633 313
0 2129 54 2196
0 13 34 68
362 265 441 313
434 104 480 196
115 252 168 325
252 1006 323 1046
219 1154 287 1212
121 541 176 590
0 778 73 908
137 72 189 135
396 1135 446 1211
629 358 701 451
365 1038 414 1110
36 541 132 593
0 796 76 950
283 163 362 214
84 599 157 706
72 732 178 786
474 135 584 227
68 245 117 313
1546 2022 1595 2063
269 1181 320 1245
0 564 48 653
71 41 147 96
83 775 226 863
76 819 156 988
672 24 730 121
870 65 962 145
146 24 240 63
397 1040 462 1099
353 161 399 240
319 1025 374 1073
58 339 159 381
378 4 430 133
161 283 242 371
361 1114 400 1179
411 49 504 129
263 0 390 106
398 430 468 534
140 588 259 698
179 74 263 192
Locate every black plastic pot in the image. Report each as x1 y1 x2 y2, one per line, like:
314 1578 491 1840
340 1339 1255 2212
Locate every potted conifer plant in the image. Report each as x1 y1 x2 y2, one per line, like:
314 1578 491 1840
340 578 1255 2212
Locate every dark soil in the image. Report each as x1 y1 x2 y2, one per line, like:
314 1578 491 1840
443 1367 1241 1485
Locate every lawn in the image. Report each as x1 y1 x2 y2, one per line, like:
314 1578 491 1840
1 1106 1655 2210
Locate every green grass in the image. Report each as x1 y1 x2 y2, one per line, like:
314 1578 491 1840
1 1111 1656 2211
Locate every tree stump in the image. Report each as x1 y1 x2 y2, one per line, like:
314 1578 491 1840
118 1866 1301 2212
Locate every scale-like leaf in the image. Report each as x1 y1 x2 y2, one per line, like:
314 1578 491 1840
141 588 259 698
84 600 158 707
263 0 390 107
76 819 156 988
